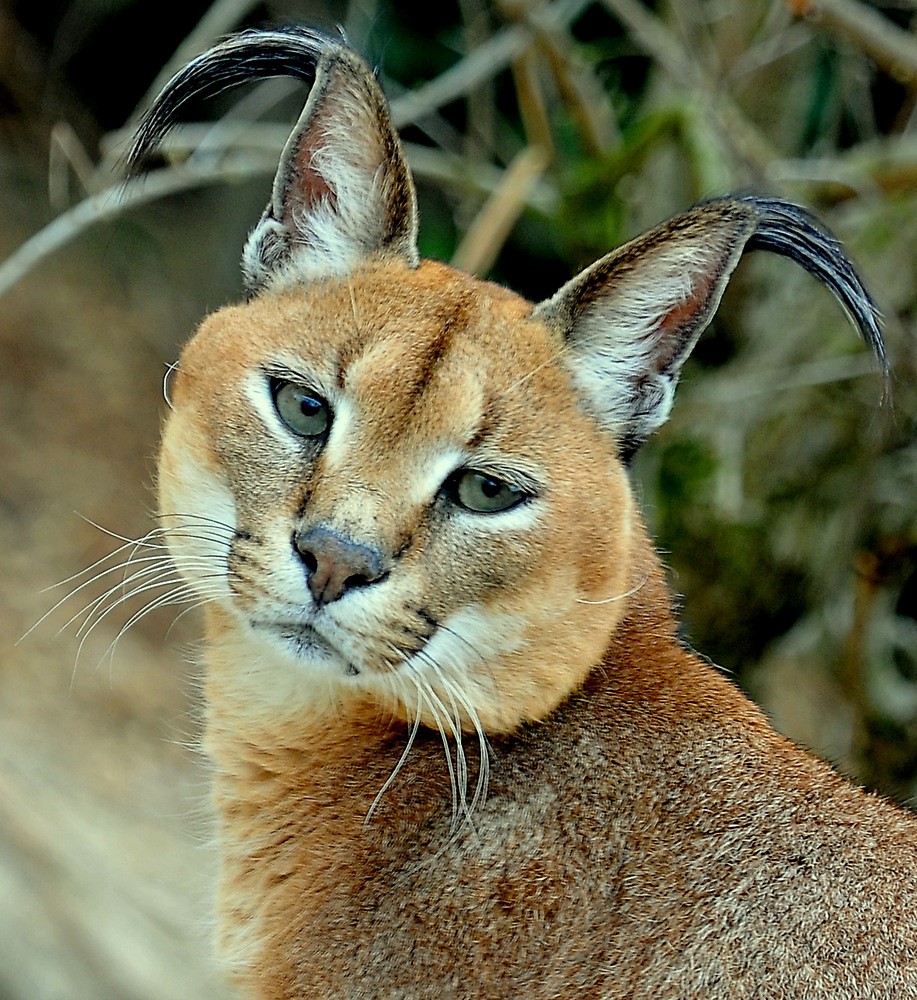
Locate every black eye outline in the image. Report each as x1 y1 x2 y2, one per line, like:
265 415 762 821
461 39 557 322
444 469 531 514
271 378 331 439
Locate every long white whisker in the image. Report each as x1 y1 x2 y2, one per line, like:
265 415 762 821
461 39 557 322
413 654 477 832
72 561 206 638
413 670 461 831
364 673 423 826
576 575 648 606
26 523 227 643
41 536 167 594
79 576 224 680
435 672 471 826
98 582 217 669
25 529 182 635
78 511 234 542
437 670 490 820
163 598 217 641
58 560 180 638
76 576 193 654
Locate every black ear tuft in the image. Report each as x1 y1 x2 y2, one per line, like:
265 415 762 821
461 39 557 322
741 196 887 380
127 27 419 291
127 27 333 177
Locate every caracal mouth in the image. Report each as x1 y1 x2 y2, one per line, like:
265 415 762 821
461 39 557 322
249 618 361 676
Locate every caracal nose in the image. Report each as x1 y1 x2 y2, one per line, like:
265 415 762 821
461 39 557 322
293 526 385 605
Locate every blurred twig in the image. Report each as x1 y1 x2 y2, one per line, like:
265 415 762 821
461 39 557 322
599 0 779 175
0 1 589 296
0 161 262 297
0 139 558 298
451 145 550 274
508 46 557 157
680 354 884 408
459 0 498 162
788 0 917 87
48 123 97 209
535 20 618 154
771 136 917 199
499 0 617 156
390 0 591 127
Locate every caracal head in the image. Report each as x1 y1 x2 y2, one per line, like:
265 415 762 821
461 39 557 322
138 28 883 736
159 260 635 734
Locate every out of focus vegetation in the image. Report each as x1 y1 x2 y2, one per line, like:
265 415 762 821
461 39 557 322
0 2 915 993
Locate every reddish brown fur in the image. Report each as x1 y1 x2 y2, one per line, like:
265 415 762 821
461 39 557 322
201 526 917 999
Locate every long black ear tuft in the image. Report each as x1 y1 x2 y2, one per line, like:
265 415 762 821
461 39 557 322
534 196 888 460
127 27 419 292
741 196 887 379
126 27 330 176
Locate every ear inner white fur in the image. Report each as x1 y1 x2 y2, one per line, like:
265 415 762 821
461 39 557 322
535 195 885 460
242 49 419 291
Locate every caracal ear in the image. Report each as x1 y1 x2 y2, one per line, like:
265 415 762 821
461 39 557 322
241 38 419 289
127 28 419 292
534 196 887 460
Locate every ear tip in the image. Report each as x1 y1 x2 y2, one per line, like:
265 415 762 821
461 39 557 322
125 26 354 176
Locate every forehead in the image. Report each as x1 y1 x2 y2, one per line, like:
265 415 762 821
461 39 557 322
184 259 566 435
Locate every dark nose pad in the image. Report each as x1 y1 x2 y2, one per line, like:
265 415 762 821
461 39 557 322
293 526 386 605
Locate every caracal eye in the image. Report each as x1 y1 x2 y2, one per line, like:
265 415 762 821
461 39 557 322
273 381 330 438
449 470 527 514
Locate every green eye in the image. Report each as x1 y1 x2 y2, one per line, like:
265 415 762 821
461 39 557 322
273 381 330 438
449 470 528 514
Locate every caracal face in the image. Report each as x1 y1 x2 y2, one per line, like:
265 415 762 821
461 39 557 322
158 259 635 733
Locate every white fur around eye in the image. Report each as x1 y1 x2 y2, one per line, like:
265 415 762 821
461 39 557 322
243 368 341 448
315 394 355 470
410 450 466 506
244 371 295 444
452 496 543 532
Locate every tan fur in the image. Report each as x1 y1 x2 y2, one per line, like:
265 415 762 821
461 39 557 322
142 29 915 1000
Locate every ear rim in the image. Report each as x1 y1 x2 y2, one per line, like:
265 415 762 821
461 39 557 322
534 200 759 458
534 200 756 342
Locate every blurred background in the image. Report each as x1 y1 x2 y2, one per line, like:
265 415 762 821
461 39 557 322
1 0 916 996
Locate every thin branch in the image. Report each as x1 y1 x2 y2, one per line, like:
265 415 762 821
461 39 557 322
0 1 595 296
406 142 557 212
509 48 557 157
770 137 917 200
788 0 917 87
459 0 498 162
599 0 695 80
599 0 778 174
681 353 883 406
48 123 98 209
535 23 619 155
451 145 550 275
389 0 592 128
0 138 558 297
0 159 264 298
